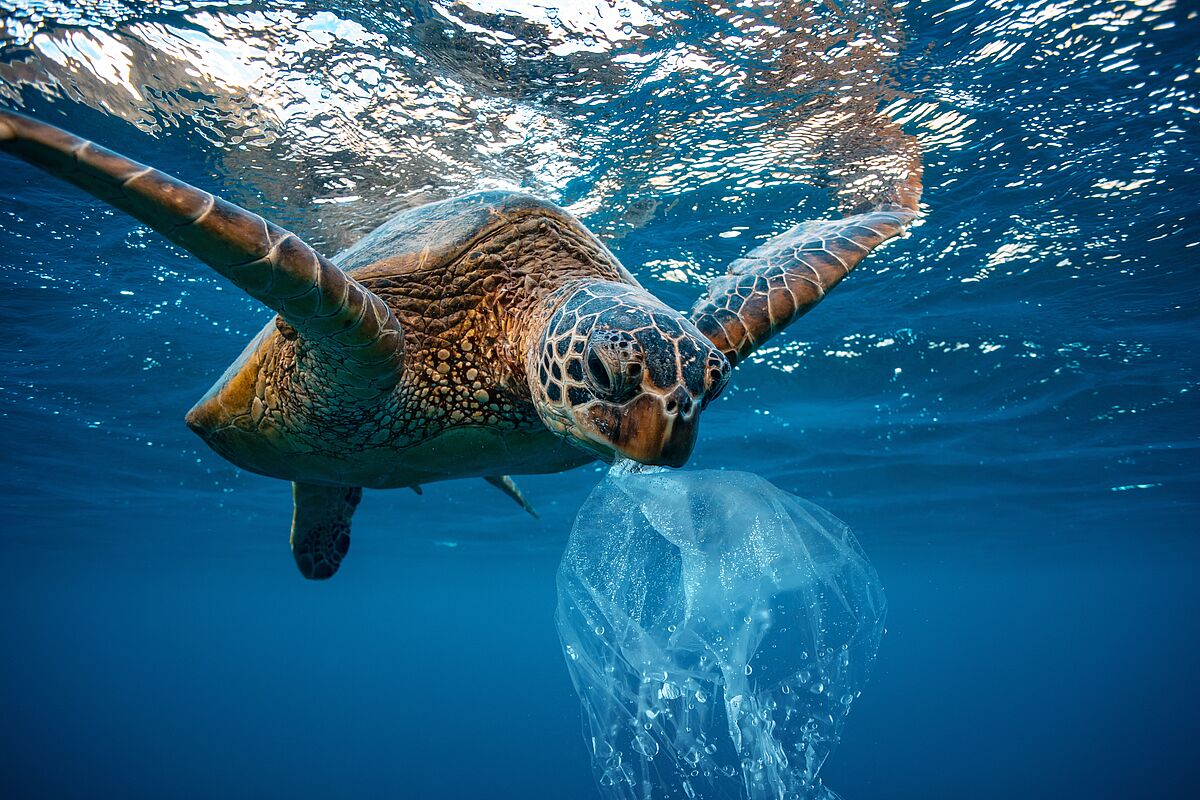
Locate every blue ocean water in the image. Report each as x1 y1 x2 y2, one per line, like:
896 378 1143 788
0 1 1197 798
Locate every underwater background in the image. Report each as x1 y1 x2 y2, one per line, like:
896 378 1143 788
0 0 1197 798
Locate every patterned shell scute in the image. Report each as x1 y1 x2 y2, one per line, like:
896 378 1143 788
332 191 605 276
320 191 636 451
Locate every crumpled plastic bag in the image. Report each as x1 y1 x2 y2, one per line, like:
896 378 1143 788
556 468 886 800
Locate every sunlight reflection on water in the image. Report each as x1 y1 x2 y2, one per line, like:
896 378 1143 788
0 0 924 242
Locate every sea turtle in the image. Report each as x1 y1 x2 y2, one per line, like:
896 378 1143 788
0 110 921 579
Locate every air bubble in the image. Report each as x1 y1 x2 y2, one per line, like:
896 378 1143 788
632 730 659 758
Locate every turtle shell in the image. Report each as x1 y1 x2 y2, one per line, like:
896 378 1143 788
185 190 634 487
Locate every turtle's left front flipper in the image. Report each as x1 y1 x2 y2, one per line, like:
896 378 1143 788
291 483 362 580
690 162 921 368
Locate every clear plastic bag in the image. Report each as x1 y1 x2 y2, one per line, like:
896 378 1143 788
557 468 886 800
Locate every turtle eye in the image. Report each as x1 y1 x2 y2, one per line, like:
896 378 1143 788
585 346 641 402
586 349 611 393
701 355 731 409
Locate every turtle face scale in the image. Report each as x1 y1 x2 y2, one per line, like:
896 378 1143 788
529 282 731 467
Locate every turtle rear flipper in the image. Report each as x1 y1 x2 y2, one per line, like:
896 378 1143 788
485 475 538 518
291 483 362 580
0 111 403 391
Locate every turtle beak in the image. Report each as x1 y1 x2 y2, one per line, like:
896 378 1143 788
635 415 698 468
585 390 699 468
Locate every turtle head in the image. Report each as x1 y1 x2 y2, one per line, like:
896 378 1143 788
528 282 731 467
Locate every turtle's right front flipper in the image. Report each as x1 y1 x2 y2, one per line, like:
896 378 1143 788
689 146 921 368
0 111 403 391
291 483 362 580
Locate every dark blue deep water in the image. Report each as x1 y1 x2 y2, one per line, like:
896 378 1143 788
1 1 1197 798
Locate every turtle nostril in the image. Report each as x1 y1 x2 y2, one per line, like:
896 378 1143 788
681 398 693 415
665 399 678 413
